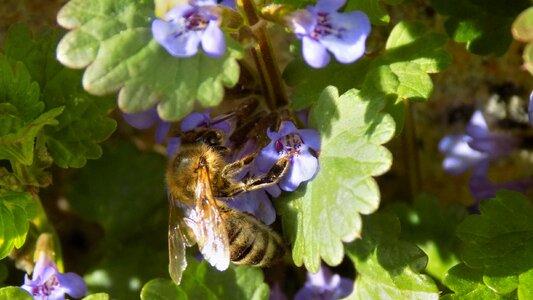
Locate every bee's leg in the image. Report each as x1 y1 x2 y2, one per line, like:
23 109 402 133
221 151 257 178
219 156 291 198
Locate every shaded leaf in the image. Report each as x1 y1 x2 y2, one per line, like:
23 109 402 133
345 213 439 299
4 25 116 168
431 0 530 55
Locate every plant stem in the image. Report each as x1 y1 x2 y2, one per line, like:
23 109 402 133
237 0 288 111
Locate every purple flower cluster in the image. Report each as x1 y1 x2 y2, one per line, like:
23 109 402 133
439 110 532 206
21 252 87 300
287 0 371 68
152 0 226 58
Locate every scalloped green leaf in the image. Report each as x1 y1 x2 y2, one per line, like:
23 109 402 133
0 191 36 259
276 86 394 272
442 191 533 299
56 0 243 121
361 21 451 103
4 24 117 168
431 0 530 56
456 191 533 275
0 287 33 300
345 213 439 300
442 264 513 299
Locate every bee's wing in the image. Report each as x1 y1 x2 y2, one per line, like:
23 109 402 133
190 165 230 271
168 197 196 285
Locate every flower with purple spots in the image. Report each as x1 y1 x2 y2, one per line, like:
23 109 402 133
287 0 371 68
294 264 353 300
255 121 320 191
439 110 518 176
21 252 87 300
152 0 226 58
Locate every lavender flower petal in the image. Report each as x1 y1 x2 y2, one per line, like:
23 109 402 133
201 21 226 57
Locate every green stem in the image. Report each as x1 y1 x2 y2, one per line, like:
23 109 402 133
237 0 288 111
401 101 422 198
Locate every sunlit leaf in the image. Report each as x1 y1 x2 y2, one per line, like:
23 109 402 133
276 86 394 272
56 0 242 121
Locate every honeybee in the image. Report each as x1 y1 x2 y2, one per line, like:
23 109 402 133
166 127 289 284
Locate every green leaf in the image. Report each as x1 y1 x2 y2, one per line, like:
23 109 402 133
0 107 63 166
276 86 394 272
456 191 533 275
431 0 530 55
284 58 371 110
0 53 64 166
386 194 467 282
443 191 533 299
512 7 533 76
56 0 243 121
345 213 439 300
141 279 187 300
361 21 450 103
0 287 33 300
0 191 36 259
141 259 269 300
442 264 514 299
4 25 116 168
83 293 111 300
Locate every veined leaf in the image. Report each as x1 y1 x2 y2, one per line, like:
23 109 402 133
443 191 533 299
56 0 242 121
4 25 116 168
276 86 394 272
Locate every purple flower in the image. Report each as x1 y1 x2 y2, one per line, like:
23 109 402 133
255 121 320 192
152 0 226 58
122 107 171 144
180 110 231 133
469 176 533 202
21 252 87 300
439 110 518 176
468 175 533 213
294 265 353 300
287 0 371 68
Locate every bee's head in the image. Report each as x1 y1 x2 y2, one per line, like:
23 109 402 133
180 128 228 154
